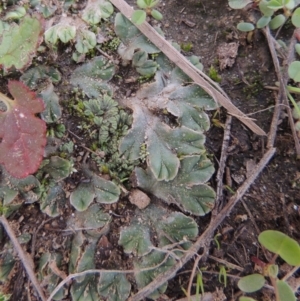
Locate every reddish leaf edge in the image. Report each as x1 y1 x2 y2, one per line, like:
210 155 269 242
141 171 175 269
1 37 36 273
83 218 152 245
0 80 47 179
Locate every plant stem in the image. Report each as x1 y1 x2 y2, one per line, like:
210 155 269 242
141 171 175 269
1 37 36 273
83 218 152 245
270 276 280 301
288 92 300 117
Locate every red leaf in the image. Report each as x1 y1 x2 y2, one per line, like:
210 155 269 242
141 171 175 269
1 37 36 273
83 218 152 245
0 81 47 178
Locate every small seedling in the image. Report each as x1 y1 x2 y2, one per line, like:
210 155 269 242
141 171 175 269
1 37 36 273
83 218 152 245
132 0 163 25
238 230 300 301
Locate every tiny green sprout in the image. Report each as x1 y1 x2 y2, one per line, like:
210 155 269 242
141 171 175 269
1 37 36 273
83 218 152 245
196 272 205 296
214 233 221 250
132 0 163 24
208 65 222 83
219 266 227 287
237 230 300 301
180 42 193 52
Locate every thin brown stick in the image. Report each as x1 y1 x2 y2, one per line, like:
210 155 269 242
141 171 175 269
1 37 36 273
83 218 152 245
186 255 201 300
0 215 47 301
208 255 243 272
130 147 276 301
263 27 300 155
109 0 266 136
213 115 232 215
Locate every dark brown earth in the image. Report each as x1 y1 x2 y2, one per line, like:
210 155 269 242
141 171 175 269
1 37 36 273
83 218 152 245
0 0 300 300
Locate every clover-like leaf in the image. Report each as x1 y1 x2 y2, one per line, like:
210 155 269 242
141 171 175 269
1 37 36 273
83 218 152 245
70 182 95 212
118 224 153 256
39 184 67 217
42 156 73 181
40 83 62 123
288 61 300 82
82 0 114 25
98 273 131 301
75 30 97 54
0 252 15 282
70 56 115 98
0 81 46 178
38 252 66 300
157 212 198 248
20 66 61 89
115 13 160 61
135 155 215 216
131 10 147 25
92 174 121 204
0 15 44 71
71 276 100 301
134 250 175 299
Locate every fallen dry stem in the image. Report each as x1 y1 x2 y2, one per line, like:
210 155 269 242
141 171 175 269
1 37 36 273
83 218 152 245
263 27 300 155
130 147 276 301
109 0 266 136
0 215 47 301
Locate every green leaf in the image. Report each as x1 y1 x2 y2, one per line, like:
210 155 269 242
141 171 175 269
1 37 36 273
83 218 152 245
269 14 286 29
295 44 300 55
75 30 97 54
70 182 95 212
137 0 148 8
115 13 160 61
228 0 252 9
292 7 300 27
118 224 152 256
288 61 300 82
0 15 44 71
38 252 66 300
134 250 175 299
70 56 115 98
258 230 300 265
98 273 131 301
238 274 265 293
237 22 255 32
151 9 163 21
277 280 296 301
157 212 198 248
131 10 147 25
0 252 15 281
20 66 61 89
82 0 114 25
57 25 76 43
43 156 73 181
239 297 258 301
4 6 26 20
256 16 271 28
135 155 215 216
71 276 100 301
92 174 120 204
259 0 275 16
40 184 66 217
40 83 62 123
267 0 286 9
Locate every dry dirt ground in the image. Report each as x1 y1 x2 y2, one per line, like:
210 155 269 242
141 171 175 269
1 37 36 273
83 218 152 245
0 0 300 300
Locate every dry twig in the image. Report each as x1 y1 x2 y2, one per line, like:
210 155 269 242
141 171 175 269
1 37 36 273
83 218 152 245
0 215 47 301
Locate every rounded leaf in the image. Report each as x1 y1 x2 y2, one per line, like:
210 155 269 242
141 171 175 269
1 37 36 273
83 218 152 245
137 0 148 8
269 14 286 30
131 10 147 25
277 280 296 301
292 102 300 119
295 120 300 131
70 182 95 212
237 22 255 32
295 44 300 55
292 7 300 27
259 0 275 17
228 0 252 9
151 9 163 21
258 230 300 265
257 16 271 28
238 274 265 293
239 297 257 301
289 61 300 82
